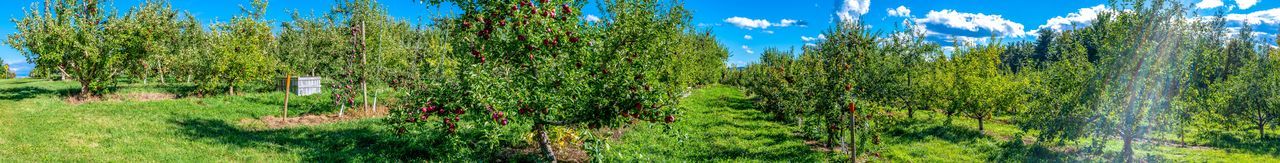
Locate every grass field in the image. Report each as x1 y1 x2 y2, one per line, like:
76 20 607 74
2 78 1278 161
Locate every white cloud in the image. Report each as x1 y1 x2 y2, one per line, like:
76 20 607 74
1237 0 1259 9
836 0 871 23
723 17 805 29
801 34 828 42
801 36 818 42
805 43 818 47
1222 8 1280 25
779 19 800 27
941 46 957 53
915 10 1027 38
763 30 775 34
1195 0 1225 9
744 35 753 40
1222 27 1276 40
887 5 911 17
741 45 755 54
951 36 989 45
725 17 772 29
583 15 601 22
1039 5 1109 31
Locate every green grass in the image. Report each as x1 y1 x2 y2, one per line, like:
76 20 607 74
596 85 827 162
872 109 1280 162
0 78 411 162
2 79 1278 162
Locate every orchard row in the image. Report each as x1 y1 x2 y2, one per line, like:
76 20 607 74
728 0 1280 161
6 0 728 161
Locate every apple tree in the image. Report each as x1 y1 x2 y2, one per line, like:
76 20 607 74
392 0 716 161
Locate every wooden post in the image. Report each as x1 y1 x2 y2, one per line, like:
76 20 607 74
284 73 290 118
849 100 857 163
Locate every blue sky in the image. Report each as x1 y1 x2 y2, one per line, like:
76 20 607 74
3 0 1280 77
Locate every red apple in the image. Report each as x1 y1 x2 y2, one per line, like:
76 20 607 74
847 102 856 113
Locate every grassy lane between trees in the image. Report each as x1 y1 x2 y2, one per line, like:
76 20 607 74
597 85 825 161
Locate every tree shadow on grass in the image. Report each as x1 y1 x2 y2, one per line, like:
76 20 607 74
156 84 198 98
884 119 987 143
0 86 77 101
170 117 434 161
707 96 758 111
1195 130 1280 156
987 136 1073 162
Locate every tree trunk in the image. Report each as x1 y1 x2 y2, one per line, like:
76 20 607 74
228 78 237 95
797 116 804 129
978 116 985 131
536 123 557 162
362 81 368 112
1178 130 1186 147
158 61 166 84
339 103 346 117
826 120 835 153
1260 122 1267 139
908 107 914 119
78 80 92 98
1121 135 1134 163
945 110 954 125
58 66 68 81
